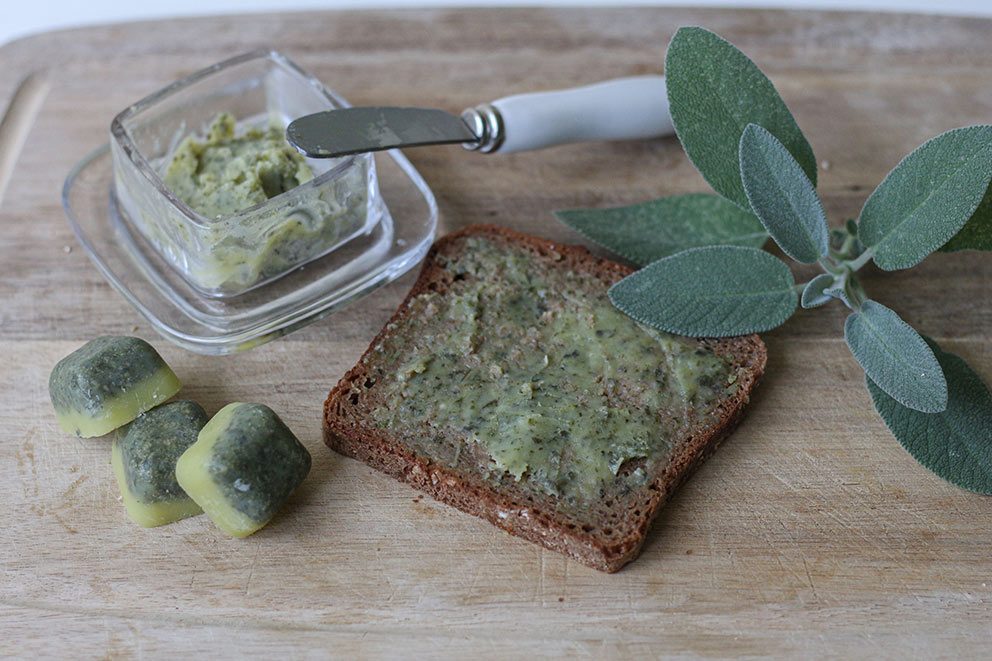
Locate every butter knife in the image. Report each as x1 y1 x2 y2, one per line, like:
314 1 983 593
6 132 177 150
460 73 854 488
287 75 673 158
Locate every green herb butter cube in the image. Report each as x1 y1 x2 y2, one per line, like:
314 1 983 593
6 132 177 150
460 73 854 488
49 336 182 437
112 401 208 527
176 403 311 538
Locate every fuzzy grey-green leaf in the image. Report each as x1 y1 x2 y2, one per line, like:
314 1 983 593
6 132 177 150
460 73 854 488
941 181 992 252
739 124 829 263
824 286 852 308
555 193 767 266
859 125 992 270
801 273 836 309
868 338 992 495
666 26 817 210
608 245 797 337
845 300 947 412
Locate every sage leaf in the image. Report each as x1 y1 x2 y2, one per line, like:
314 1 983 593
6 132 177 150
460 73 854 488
739 124 829 263
665 26 817 210
859 125 992 270
845 300 947 412
868 339 992 494
609 245 797 337
941 181 992 252
823 285 852 308
825 272 867 310
555 193 767 266
801 273 836 309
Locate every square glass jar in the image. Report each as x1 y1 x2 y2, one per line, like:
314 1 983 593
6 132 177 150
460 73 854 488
110 49 382 297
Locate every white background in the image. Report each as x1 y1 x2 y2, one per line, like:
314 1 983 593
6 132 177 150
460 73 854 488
4 1 992 47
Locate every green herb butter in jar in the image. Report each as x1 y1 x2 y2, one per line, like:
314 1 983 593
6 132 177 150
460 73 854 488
110 51 385 298
143 112 374 295
162 112 314 219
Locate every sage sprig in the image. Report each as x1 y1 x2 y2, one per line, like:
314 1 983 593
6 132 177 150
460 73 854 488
556 26 992 493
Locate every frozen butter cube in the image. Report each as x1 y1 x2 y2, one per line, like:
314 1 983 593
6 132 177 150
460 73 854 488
112 400 208 527
176 403 311 538
49 336 182 437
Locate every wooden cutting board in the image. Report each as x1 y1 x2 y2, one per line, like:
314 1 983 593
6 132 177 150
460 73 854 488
2 8 990 657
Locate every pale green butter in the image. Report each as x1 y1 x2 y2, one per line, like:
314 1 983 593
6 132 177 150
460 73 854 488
147 112 370 293
371 238 736 504
163 112 313 218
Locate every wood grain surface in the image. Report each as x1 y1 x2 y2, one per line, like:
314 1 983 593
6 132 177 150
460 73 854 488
1 8 991 658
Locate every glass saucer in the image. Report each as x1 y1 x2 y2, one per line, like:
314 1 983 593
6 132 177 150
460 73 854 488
62 144 437 355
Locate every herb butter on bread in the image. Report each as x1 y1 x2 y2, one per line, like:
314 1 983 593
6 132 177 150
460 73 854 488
324 225 766 572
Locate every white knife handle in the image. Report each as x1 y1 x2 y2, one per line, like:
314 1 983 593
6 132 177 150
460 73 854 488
463 76 672 154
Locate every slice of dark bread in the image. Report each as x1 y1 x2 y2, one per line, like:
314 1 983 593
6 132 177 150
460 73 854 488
324 225 766 572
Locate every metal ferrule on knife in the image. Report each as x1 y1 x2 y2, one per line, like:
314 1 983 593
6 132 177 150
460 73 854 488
460 103 505 153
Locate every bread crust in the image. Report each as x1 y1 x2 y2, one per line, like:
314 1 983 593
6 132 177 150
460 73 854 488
324 225 767 572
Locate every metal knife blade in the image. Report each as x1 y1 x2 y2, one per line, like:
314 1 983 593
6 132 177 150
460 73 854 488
287 106 479 158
